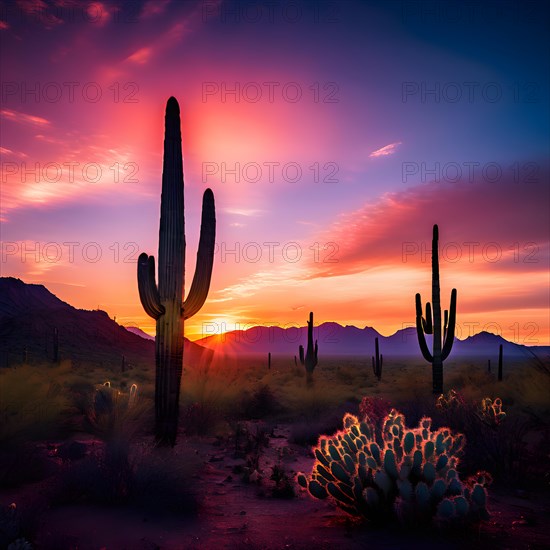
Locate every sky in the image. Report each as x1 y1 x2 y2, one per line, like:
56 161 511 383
1 0 549 345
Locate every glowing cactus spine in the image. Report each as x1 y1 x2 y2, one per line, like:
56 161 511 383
137 97 216 446
372 337 383 380
415 225 457 394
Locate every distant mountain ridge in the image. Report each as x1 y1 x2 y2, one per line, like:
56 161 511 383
0 277 208 369
195 321 549 362
0 278 547 368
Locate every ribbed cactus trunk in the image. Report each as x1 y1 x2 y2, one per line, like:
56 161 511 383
304 311 318 386
498 344 503 381
415 225 457 394
156 97 185 446
138 97 216 446
431 228 443 394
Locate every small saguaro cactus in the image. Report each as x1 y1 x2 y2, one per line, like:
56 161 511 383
268 352 271 370
498 344 503 381
415 225 457 394
372 337 383 381
303 311 318 385
137 97 216 446
298 345 305 366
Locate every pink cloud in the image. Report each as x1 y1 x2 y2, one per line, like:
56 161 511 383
369 141 402 158
1 109 50 126
140 0 171 19
305 169 549 279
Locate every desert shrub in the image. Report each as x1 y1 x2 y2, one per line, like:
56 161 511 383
180 362 243 434
81 383 149 500
239 384 281 419
297 410 491 527
0 365 69 446
52 443 200 513
431 390 539 485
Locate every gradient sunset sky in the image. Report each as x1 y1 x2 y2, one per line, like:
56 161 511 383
1 0 549 344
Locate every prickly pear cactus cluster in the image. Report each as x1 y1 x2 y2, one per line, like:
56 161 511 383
479 397 506 427
297 410 491 525
436 389 464 411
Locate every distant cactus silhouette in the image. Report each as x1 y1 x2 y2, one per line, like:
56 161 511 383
498 344 503 381
303 311 318 385
298 345 304 366
415 225 457 394
268 352 271 370
297 410 491 525
137 97 216 446
372 337 383 380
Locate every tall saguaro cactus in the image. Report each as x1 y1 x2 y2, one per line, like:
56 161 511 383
372 336 383 380
304 311 318 385
137 97 216 446
415 225 457 394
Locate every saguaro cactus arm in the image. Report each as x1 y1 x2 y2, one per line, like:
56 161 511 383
415 293 433 362
441 288 457 360
182 188 216 320
138 253 165 319
422 302 433 334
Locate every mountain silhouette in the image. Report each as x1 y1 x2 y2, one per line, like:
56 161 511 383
0 277 208 369
1 278 546 368
196 321 548 362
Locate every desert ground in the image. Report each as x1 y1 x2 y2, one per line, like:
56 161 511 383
1 354 549 549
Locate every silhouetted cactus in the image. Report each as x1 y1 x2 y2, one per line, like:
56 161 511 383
298 345 304 366
415 225 457 394
268 352 271 370
137 97 216 446
372 337 383 380
297 410 491 526
303 311 318 385
498 345 503 381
